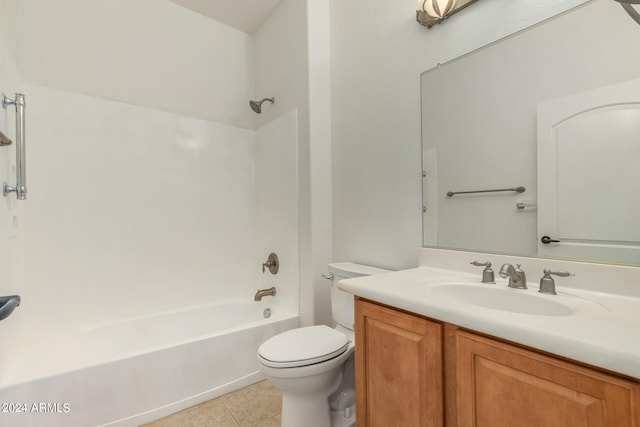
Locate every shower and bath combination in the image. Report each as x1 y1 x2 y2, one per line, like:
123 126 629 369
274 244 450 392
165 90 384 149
249 97 275 114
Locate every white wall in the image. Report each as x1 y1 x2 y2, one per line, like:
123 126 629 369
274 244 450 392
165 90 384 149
19 0 256 129
330 0 591 270
0 0 19 64
307 0 333 326
255 0 334 326
0 0 25 372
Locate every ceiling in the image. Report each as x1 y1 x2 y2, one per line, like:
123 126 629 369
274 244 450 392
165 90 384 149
169 0 284 34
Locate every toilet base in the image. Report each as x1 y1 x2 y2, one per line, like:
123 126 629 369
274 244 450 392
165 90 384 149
331 403 356 427
279 391 356 427
274 352 355 427
281 390 334 427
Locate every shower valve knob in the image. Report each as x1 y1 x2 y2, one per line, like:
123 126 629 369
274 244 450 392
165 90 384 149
262 253 279 274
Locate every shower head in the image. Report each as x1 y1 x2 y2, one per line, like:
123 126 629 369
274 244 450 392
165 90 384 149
249 97 275 114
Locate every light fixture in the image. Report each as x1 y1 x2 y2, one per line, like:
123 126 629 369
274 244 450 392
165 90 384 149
416 0 479 28
615 0 640 26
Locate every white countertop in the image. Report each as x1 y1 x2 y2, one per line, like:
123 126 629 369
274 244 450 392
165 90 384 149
338 265 640 379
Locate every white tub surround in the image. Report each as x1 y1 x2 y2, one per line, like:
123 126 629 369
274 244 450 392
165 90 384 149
338 248 640 379
0 302 298 427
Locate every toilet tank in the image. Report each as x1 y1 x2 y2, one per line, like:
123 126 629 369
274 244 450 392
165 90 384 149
328 262 389 331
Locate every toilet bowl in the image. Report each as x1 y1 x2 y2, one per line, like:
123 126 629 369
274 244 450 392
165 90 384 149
257 262 388 427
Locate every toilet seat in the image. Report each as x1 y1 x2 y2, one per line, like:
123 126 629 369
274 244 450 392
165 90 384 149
258 325 349 368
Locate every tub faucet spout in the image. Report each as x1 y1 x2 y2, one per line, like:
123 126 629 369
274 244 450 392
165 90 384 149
254 287 276 301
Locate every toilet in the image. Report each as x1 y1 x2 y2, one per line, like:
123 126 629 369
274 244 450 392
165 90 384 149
257 262 388 427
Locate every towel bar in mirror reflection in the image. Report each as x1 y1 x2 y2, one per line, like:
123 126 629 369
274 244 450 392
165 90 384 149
446 186 525 197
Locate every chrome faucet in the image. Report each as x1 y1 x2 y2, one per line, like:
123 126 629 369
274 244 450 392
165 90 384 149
254 287 276 301
498 264 527 289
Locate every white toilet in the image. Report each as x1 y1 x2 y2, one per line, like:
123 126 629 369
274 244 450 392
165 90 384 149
257 262 388 427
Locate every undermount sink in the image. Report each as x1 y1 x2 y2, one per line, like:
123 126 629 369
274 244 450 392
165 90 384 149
428 284 575 316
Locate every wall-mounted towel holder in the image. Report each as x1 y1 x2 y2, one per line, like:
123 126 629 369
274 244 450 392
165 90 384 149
2 93 27 200
516 202 537 211
447 186 525 197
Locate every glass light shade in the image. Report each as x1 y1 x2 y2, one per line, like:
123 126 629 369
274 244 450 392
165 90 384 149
418 0 455 19
416 0 478 28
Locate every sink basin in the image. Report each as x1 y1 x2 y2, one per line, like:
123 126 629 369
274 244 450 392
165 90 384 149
428 284 574 316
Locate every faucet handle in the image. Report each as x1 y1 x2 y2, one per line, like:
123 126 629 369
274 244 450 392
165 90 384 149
544 269 573 278
262 253 279 274
539 268 574 295
471 261 495 284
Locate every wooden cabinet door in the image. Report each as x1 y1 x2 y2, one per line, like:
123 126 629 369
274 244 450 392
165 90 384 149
355 299 443 427
455 330 640 427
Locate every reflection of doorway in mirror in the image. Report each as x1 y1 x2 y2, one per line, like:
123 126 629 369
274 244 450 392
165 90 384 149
537 78 640 265
423 148 438 246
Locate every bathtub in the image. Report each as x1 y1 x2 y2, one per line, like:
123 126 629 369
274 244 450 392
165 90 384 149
0 301 298 427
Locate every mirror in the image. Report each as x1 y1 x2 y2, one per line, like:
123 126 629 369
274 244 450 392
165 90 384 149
421 0 640 266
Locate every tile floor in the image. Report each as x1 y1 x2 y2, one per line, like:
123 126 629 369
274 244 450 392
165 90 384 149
142 380 282 427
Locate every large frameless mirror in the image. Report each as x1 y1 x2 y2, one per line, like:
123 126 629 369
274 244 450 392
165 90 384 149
421 0 640 266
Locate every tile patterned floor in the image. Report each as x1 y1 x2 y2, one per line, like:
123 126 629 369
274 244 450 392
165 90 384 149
142 380 282 427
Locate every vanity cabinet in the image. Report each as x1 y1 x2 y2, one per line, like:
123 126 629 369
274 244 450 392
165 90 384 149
454 329 640 427
355 298 640 427
355 298 443 427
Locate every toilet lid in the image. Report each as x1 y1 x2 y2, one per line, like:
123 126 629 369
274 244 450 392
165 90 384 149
258 325 349 368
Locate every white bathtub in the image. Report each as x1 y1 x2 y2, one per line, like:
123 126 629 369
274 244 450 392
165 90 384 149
0 301 299 427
